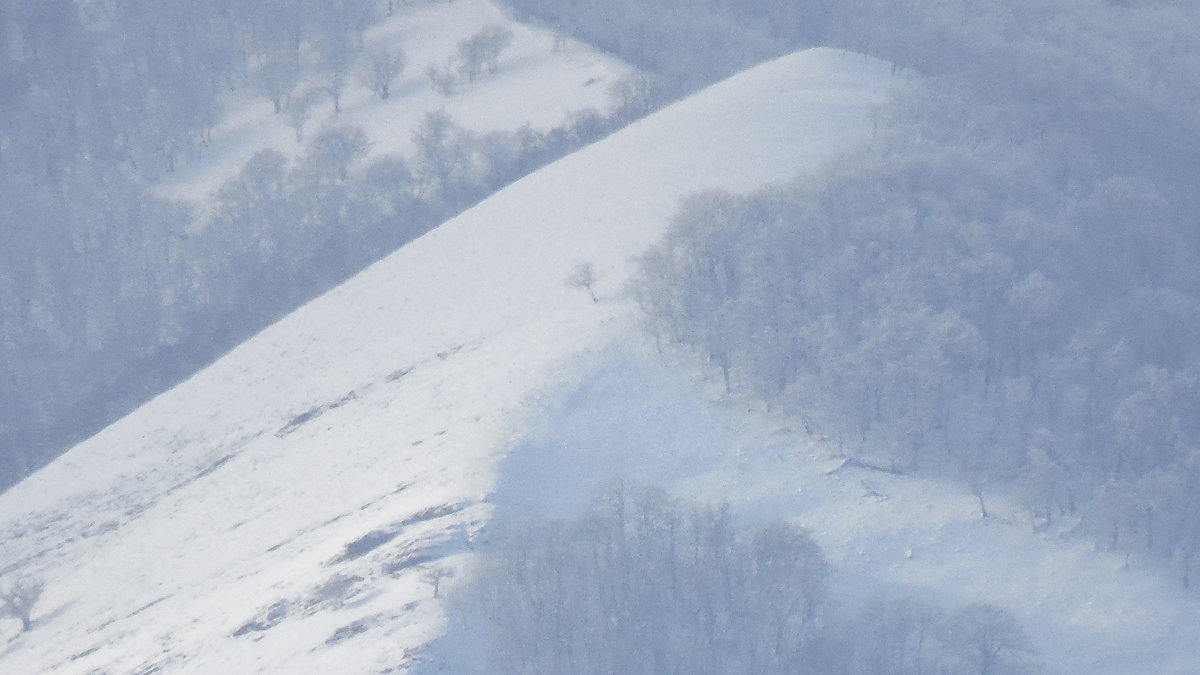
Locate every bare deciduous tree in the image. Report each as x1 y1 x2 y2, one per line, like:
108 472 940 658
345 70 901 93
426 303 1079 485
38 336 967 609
608 74 653 121
366 48 407 100
566 261 599 302
1 578 44 632
320 32 356 113
426 58 458 96
422 565 454 598
285 89 321 142
942 603 1035 675
257 53 301 113
456 26 513 83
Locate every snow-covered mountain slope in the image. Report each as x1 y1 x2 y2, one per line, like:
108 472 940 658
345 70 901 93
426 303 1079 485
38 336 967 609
153 0 632 207
5 40 1198 673
0 48 899 673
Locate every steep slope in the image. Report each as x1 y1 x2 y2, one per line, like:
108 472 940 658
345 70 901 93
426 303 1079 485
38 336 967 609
0 49 897 673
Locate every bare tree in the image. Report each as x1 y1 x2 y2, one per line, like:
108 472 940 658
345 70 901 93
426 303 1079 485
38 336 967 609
366 48 407 100
608 74 653 121
853 594 942 675
422 565 454 598
456 26 513 83
566 261 599 302
1 578 44 632
305 125 370 182
284 89 321 142
942 603 1035 675
426 58 458 96
257 53 301 114
320 32 356 113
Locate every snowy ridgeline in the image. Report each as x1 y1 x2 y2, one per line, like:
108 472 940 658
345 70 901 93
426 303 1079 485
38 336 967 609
0 47 916 673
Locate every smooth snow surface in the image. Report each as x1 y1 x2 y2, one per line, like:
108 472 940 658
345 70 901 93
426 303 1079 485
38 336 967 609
2 40 1195 675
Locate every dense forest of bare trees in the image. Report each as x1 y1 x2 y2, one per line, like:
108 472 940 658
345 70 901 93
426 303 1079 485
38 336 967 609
625 0 1200 583
463 484 1037 674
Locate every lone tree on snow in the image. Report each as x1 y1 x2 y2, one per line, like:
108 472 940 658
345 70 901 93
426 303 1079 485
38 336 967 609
566 261 599 302
366 48 407 100
2 578 44 632
422 565 454 598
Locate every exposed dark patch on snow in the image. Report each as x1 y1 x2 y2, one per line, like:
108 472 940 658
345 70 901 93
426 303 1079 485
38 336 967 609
435 344 465 360
334 503 466 564
192 453 236 481
339 529 400 562
383 549 439 576
67 644 101 661
399 503 464 527
232 599 293 638
276 390 364 438
325 615 378 646
386 366 415 383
